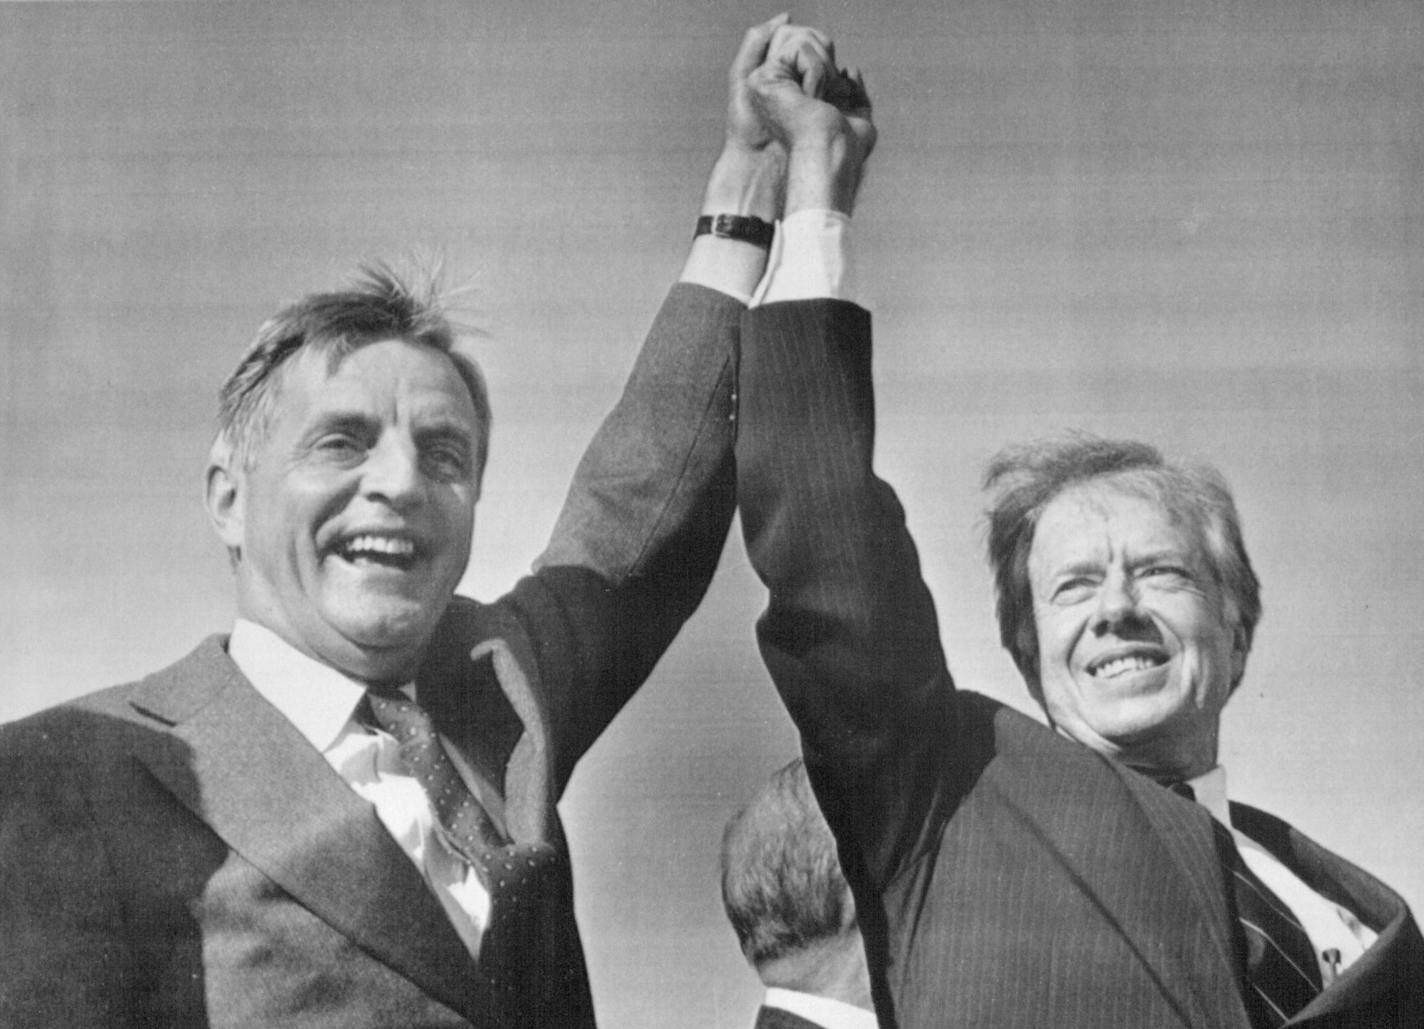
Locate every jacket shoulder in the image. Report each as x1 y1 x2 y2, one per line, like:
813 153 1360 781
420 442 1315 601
0 636 231 762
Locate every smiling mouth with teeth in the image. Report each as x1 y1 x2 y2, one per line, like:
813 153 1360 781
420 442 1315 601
1089 654 1166 679
336 534 418 568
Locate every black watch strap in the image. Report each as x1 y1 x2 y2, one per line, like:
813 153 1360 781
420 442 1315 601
694 214 775 249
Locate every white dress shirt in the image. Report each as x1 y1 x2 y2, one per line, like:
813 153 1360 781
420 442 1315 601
228 619 491 957
1185 765 1377 983
764 987 880 1029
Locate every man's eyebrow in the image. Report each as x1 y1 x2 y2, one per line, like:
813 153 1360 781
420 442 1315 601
1126 548 1191 569
413 422 478 458
1051 559 1102 579
304 411 377 437
415 419 476 442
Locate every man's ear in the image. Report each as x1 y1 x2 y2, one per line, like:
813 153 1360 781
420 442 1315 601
1014 627 1045 707
1228 621 1249 691
205 439 245 555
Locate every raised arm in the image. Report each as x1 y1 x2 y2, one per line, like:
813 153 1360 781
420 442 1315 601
484 21 795 777
736 42 959 891
536 15 794 583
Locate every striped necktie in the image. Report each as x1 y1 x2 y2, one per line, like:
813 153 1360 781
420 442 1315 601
1168 781 1322 1026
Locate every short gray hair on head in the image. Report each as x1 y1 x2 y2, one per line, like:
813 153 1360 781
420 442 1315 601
215 261 491 485
720 758 856 971
983 433 1261 691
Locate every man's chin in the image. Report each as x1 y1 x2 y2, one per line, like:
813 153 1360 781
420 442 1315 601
317 604 445 682
1089 701 1199 753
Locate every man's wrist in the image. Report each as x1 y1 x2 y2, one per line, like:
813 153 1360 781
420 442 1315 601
682 144 787 302
700 144 785 221
785 133 862 217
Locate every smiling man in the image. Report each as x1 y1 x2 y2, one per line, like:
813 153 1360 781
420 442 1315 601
734 29 1424 1029
997 442 1255 783
0 251 741 1029
0 18 814 1026
207 314 488 688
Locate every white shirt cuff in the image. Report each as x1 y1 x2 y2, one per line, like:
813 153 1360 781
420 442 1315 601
751 208 857 307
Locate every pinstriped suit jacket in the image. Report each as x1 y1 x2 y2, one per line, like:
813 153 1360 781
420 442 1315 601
736 299 1424 1028
0 284 742 1028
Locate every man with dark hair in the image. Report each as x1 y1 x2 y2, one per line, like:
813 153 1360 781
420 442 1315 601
733 29 1424 1029
721 759 879 1029
0 19 820 1028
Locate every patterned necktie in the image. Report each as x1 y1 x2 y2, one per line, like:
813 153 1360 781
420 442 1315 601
1168 782 1322 1026
364 687 506 876
364 686 572 1009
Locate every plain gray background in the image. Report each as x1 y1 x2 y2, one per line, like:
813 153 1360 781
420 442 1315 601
2 2 1420 1025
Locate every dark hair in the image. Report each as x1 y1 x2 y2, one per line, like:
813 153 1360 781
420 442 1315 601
215 262 490 486
983 433 1261 689
720 759 856 970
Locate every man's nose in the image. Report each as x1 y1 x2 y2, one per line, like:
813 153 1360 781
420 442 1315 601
1091 571 1143 635
361 436 425 508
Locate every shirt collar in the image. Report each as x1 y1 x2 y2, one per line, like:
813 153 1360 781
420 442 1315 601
1182 764 1231 828
763 987 880 1029
228 619 407 753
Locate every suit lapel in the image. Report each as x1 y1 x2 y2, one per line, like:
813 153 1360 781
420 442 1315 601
1119 766 1241 975
991 719 1249 1025
420 600 557 849
1232 803 1424 1024
1098 758 1251 1026
127 638 484 1020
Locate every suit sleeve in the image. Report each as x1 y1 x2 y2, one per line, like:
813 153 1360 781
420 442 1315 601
736 298 959 891
0 722 136 1027
484 283 742 786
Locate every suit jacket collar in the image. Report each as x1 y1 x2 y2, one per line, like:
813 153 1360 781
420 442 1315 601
126 636 486 1021
1231 802 1424 1024
417 599 559 849
1108 766 1422 1026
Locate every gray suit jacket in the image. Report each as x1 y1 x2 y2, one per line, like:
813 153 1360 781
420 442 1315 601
0 283 741 1028
735 299 1424 1028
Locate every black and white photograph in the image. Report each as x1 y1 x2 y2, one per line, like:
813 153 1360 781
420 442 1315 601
2 2 1420 1026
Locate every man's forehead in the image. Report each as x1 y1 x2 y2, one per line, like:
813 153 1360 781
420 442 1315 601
1031 482 1196 565
273 339 473 412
